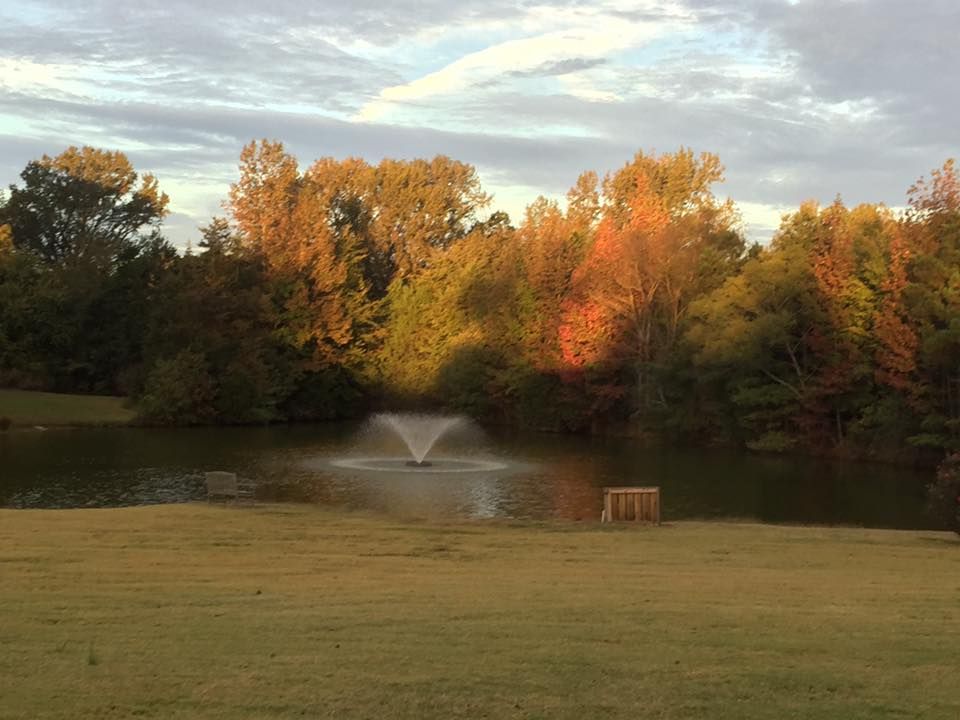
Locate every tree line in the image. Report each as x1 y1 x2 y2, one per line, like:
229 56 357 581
1 143 959 467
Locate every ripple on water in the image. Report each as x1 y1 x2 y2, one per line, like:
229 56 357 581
328 457 511 474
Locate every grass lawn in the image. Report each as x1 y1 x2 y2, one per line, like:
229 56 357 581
0 505 958 719
0 388 135 427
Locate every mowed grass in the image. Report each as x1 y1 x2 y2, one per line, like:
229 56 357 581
0 388 135 427
0 505 958 719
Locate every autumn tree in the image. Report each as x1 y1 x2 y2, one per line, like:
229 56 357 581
7 136 958 455
229 141 372 392
689 199 917 455
517 173 597 371
366 156 490 293
802 201 896 445
558 149 745 422
229 141 299 251
900 159 960 450
873 229 918 394
277 153 491 299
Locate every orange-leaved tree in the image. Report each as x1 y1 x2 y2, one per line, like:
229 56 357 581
229 140 372 373
558 148 743 418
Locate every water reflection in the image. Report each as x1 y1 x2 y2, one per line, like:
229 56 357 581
0 424 934 529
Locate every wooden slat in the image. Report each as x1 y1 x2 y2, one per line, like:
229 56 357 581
601 487 660 524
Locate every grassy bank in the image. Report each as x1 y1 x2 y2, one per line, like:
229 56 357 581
0 505 957 719
0 388 135 427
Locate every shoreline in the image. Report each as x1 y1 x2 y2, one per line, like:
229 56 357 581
0 502 947 535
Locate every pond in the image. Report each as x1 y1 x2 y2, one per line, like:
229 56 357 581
0 422 935 529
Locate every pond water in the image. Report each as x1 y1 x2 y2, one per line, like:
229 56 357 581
0 423 935 529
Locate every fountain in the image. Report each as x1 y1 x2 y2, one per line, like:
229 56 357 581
328 412 510 474
372 413 465 466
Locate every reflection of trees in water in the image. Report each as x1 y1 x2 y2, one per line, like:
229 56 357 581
545 456 606 521
268 467 510 519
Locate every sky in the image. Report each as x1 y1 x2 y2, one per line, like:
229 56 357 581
1 0 957 248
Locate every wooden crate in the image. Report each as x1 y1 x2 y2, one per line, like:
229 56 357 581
602 487 660 524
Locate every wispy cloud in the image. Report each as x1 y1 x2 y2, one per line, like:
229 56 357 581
356 8 681 123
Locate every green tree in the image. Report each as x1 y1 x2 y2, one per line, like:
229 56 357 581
688 199 913 456
139 219 285 424
687 205 822 450
1 146 168 270
0 148 173 393
376 223 517 414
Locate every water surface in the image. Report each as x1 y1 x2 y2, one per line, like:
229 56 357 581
0 423 934 529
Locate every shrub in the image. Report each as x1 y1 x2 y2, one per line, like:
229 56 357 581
137 350 216 425
928 454 960 535
281 368 363 421
213 354 279 424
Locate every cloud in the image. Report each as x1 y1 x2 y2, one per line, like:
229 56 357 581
0 58 81 92
510 57 610 78
1 90 636 245
0 0 956 248
356 7 682 122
